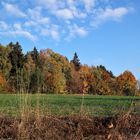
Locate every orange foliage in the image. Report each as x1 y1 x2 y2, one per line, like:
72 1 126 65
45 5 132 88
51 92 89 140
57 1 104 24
102 71 111 81
79 65 93 93
116 71 137 95
0 73 6 88
117 71 137 87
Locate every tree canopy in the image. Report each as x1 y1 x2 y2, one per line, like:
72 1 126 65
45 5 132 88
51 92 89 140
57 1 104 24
0 42 138 96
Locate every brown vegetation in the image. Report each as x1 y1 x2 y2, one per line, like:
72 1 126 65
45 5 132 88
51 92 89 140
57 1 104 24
0 114 140 140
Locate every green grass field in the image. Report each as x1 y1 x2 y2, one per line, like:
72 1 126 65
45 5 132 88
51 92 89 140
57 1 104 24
0 94 140 117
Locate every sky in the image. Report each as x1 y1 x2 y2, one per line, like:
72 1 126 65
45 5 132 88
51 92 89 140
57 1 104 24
0 0 140 79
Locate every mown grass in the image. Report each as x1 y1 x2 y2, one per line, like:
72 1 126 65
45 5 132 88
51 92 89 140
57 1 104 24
0 93 140 117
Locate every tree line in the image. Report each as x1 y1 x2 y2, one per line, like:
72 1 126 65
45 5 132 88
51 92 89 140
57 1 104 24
0 42 139 96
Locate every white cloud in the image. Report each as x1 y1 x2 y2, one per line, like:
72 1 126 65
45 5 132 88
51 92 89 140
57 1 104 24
36 0 61 10
92 7 129 27
77 12 87 18
38 0 57 7
3 2 27 17
0 30 36 41
13 30 36 41
51 2 87 20
24 21 37 27
100 7 129 20
67 0 75 6
0 0 133 42
13 23 37 39
82 0 96 12
68 24 88 39
75 27 87 37
41 29 49 36
27 7 42 20
50 29 59 40
0 21 9 30
41 25 59 40
27 7 50 26
69 6 87 19
13 23 22 30
38 17 50 24
55 8 73 19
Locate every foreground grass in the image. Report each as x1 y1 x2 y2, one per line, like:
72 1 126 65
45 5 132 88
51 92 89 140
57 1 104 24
0 93 140 116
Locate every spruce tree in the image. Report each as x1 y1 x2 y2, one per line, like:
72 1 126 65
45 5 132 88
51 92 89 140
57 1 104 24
8 42 24 76
31 47 39 66
71 52 81 71
8 42 24 92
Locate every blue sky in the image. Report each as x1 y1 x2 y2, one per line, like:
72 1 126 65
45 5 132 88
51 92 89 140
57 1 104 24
0 0 140 79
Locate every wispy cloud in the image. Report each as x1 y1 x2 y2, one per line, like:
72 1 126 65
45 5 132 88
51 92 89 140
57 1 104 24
92 7 130 27
71 25 87 37
82 0 96 12
55 9 74 19
41 25 60 41
36 0 61 10
0 0 134 42
0 21 9 30
66 24 88 40
0 30 36 41
13 23 22 30
101 7 129 19
2 2 27 18
50 29 59 40
0 22 36 41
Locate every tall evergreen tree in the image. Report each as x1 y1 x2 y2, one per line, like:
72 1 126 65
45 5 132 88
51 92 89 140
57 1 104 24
8 42 24 76
29 47 41 93
8 42 24 92
31 47 39 66
71 52 81 71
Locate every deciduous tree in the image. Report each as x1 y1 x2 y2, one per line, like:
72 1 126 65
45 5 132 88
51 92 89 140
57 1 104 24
116 71 137 96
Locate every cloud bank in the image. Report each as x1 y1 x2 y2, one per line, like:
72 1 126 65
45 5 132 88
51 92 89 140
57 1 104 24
0 0 133 41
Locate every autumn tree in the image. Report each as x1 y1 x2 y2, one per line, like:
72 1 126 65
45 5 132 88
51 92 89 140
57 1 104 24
23 53 35 93
116 71 137 96
47 49 72 92
79 65 92 94
0 45 11 79
0 72 6 91
39 49 66 93
66 63 82 94
88 66 114 95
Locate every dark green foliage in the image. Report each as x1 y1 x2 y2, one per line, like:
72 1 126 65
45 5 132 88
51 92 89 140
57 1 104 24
8 42 24 76
71 52 81 71
6 42 24 92
31 47 39 66
30 67 42 93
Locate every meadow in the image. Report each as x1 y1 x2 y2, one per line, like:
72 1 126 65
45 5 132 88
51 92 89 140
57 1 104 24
0 93 140 117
